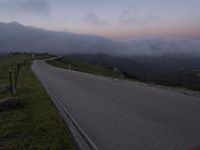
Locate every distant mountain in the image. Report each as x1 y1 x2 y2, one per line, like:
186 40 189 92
0 22 200 57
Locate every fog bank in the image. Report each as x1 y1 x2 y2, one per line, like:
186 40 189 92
0 22 200 57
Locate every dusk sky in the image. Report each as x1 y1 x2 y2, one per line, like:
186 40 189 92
0 0 200 39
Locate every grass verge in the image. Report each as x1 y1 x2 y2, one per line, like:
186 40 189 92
47 56 123 78
0 54 75 150
47 56 200 92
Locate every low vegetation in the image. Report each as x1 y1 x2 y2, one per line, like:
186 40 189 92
47 56 123 78
0 53 75 150
47 54 200 91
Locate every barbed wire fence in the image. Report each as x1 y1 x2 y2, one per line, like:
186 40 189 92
8 61 26 96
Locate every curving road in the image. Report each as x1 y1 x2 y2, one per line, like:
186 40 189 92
32 60 200 150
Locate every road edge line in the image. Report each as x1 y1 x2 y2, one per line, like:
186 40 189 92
53 95 99 150
31 62 99 150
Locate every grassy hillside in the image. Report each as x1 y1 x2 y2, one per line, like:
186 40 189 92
47 54 200 91
47 56 123 78
0 53 75 150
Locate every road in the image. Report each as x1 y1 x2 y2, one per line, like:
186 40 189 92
32 60 200 150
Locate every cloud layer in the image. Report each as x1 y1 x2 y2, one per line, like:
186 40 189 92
0 0 50 15
0 22 200 58
85 12 108 25
0 0 200 39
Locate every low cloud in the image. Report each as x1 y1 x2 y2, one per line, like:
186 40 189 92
0 0 50 15
85 12 108 25
0 22 200 58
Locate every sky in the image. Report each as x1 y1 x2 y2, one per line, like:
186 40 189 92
0 0 200 39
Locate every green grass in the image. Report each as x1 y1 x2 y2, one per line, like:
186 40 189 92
47 56 123 78
0 54 75 150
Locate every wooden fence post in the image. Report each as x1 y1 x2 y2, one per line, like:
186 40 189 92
8 67 13 96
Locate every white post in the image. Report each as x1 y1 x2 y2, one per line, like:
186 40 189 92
69 64 71 71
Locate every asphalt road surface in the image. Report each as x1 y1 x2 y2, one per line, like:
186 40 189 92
32 60 200 150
